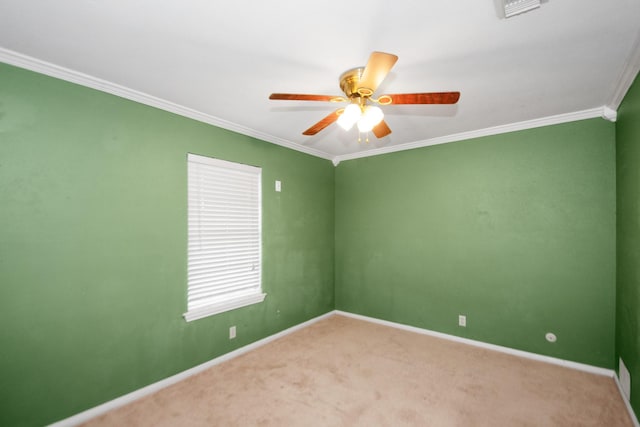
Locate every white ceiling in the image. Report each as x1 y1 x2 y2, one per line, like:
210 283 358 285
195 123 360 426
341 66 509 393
1 0 639 163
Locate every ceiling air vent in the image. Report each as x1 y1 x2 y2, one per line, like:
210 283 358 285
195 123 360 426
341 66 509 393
503 0 541 18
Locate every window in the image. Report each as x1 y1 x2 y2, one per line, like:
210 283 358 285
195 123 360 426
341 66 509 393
184 153 265 322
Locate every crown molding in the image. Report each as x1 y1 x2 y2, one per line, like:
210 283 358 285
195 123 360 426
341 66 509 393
0 47 333 162
606 28 640 111
602 106 618 122
1 47 630 168
333 107 605 164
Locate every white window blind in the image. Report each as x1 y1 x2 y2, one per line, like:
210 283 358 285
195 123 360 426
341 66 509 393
184 153 265 322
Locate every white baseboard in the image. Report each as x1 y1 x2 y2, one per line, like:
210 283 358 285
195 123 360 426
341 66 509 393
335 310 615 376
48 311 335 427
50 309 640 427
614 372 640 427
335 310 640 425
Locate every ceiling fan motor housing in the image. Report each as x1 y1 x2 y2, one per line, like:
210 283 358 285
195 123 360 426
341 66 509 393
339 67 367 98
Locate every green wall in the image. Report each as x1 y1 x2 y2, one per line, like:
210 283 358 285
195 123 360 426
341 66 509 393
335 120 616 368
0 63 335 427
1 59 630 426
616 72 640 418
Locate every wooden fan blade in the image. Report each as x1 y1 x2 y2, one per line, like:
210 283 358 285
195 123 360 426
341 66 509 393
384 92 460 105
357 52 398 94
269 93 339 102
302 109 341 135
372 120 392 138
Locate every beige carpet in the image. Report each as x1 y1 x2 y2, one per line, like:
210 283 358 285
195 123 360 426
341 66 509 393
82 315 633 426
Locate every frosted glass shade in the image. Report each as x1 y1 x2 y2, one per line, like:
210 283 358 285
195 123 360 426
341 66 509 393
357 106 384 132
337 104 361 131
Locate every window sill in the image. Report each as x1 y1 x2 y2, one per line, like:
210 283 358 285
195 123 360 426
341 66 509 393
183 292 267 322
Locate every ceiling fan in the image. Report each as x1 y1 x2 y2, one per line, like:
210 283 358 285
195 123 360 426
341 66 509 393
269 51 460 140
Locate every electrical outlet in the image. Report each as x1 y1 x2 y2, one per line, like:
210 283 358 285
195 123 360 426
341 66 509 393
458 315 466 327
275 180 281 192
229 326 236 339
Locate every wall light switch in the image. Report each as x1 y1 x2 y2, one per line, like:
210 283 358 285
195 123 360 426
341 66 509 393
275 180 281 192
229 326 236 339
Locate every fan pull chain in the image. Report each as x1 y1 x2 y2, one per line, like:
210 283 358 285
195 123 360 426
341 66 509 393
357 132 370 143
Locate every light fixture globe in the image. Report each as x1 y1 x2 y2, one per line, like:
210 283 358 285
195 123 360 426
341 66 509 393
337 103 362 131
356 105 384 133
